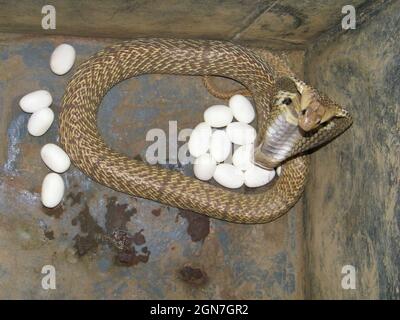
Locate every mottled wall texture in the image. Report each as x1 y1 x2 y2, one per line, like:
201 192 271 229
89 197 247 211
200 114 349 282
303 0 399 299
0 0 368 49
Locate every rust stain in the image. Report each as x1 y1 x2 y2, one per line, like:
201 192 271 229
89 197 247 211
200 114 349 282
179 209 210 242
41 204 64 219
44 229 54 240
116 247 150 266
108 230 150 267
178 265 208 286
66 191 83 206
151 208 161 216
72 204 103 256
105 196 137 232
132 229 146 245
70 198 150 266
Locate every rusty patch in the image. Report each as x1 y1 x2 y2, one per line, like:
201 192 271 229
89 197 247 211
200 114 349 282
179 265 208 286
116 247 150 266
107 230 150 267
179 209 210 242
132 229 146 245
44 229 54 240
72 204 103 256
151 208 161 216
105 196 137 233
66 191 83 206
69 197 149 266
41 204 64 219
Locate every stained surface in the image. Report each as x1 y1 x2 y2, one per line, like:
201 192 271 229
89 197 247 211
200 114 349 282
0 0 398 300
0 36 305 299
304 0 399 299
0 0 369 49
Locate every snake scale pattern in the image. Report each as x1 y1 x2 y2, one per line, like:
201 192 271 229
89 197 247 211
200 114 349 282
59 39 352 224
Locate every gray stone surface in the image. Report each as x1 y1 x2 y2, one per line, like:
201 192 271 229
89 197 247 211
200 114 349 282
303 0 399 299
0 0 369 49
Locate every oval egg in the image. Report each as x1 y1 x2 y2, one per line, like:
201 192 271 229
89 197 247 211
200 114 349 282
41 172 65 208
19 90 52 113
204 105 233 128
50 43 76 75
226 122 256 145
232 144 254 171
229 94 255 123
244 165 275 188
210 130 231 162
194 153 216 181
188 122 212 157
41 143 71 173
27 108 54 136
213 163 244 189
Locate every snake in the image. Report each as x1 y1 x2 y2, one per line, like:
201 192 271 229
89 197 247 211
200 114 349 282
59 38 352 224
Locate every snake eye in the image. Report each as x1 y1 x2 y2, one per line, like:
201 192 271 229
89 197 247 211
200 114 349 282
282 98 292 105
301 109 306 115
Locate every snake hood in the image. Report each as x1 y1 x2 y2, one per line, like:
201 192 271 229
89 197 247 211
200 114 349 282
254 76 352 169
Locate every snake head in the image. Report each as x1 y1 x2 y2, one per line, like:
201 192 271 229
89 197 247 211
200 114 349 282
296 86 336 132
291 79 344 132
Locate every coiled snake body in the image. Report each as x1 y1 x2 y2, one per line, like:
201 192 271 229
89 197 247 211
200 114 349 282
60 39 352 224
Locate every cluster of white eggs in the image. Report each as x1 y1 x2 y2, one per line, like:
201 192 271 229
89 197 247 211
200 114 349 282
189 95 280 189
19 44 76 208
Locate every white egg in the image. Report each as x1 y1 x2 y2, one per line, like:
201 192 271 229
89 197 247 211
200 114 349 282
188 122 212 157
226 122 256 145
213 163 244 189
19 90 52 113
27 108 54 136
229 94 255 123
244 164 275 188
194 153 216 181
232 144 254 171
204 105 233 128
210 130 231 162
50 43 76 75
40 143 71 173
41 172 65 208
276 166 282 176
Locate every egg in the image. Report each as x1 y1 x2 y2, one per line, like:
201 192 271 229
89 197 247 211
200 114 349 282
204 105 233 128
276 166 282 176
41 172 65 208
226 122 256 145
229 94 255 123
210 130 231 162
232 144 254 171
19 90 52 113
194 153 216 181
213 163 244 189
244 164 275 188
188 122 212 157
40 143 71 173
27 108 54 136
50 43 76 75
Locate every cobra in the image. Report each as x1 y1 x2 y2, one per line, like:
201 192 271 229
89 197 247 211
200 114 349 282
59 39 352 224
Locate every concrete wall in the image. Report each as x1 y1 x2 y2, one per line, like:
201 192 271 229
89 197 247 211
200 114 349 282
0 0 367 49
303 0 399 299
